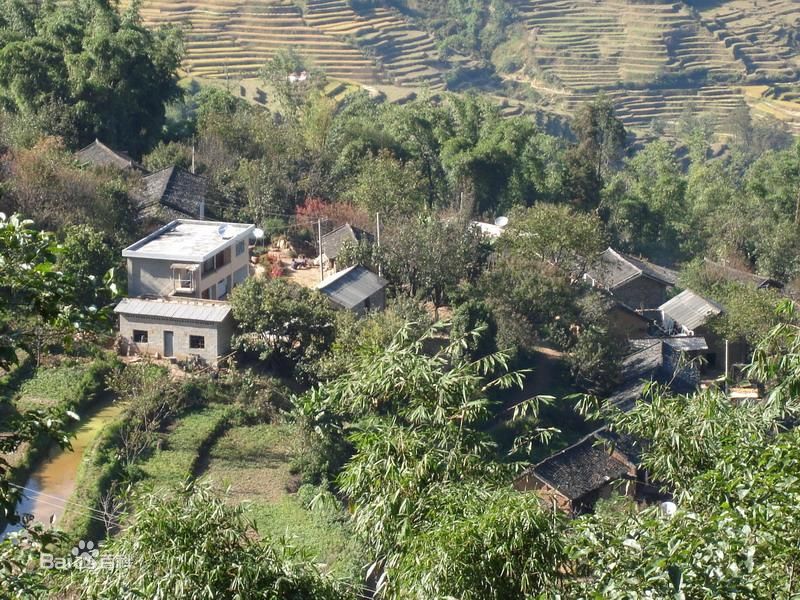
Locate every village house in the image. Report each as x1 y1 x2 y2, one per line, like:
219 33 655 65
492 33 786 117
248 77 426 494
513 431 638 515
585 248 678 309
75 139 147 172
657 289 737 370
115 219 254 363
140 166 207 221
75 140 206 222
701 258 784 291
319 224 374 273
115 297 235 363
317 265 387 315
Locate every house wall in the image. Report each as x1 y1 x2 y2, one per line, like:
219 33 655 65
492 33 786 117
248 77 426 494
198 250 249 300
118 314 234 363
513 473 573 513
127 258 185 297
127 251 250 300
608 305 650 340
614 277 669 309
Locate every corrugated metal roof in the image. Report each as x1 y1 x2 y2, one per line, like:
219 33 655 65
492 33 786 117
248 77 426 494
664 336 709 352
114 297 231 323
660 290 723 331
316 265 386 309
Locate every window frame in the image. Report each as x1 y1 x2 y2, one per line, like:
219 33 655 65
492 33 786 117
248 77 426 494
189 335 205 350
132 330 148 343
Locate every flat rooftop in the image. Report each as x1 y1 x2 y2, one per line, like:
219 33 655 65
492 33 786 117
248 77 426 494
122 220 254 262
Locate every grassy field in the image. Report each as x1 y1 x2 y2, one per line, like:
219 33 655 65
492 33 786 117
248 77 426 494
202 422 364 578
139 404 233 487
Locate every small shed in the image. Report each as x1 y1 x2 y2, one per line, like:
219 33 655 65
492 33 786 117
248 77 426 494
659 290 723 335
316 265 387 315
114 297 234 364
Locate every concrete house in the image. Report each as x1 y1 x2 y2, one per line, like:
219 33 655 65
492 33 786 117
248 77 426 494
317 265 387 315
585 248 678 309
117 219 254 363
123 219 254 301
115 297 234 363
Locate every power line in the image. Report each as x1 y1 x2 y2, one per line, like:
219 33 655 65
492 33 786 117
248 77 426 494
9 483 109 519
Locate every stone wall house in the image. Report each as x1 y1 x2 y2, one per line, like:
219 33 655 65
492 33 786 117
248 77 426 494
318 224 374 273
514 433 637 515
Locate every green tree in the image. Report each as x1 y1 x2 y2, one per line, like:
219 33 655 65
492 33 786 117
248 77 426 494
229 277 335 376
501 203 607 276
565 96 626 208
0 0 183 153
67 481 349 599
0 213 113 594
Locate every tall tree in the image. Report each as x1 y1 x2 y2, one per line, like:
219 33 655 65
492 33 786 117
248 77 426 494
0 0 183 153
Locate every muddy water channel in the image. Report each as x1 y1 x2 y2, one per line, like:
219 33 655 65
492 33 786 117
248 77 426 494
3 400 125 536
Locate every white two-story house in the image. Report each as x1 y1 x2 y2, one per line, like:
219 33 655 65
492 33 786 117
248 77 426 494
115 219 254 364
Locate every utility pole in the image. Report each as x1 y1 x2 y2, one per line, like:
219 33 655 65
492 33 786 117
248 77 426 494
376 212 382 277
724 338 730 393
191 141 196 175
318 218 324 282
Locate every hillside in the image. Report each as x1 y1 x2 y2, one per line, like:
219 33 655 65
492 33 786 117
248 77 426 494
133 0 800 132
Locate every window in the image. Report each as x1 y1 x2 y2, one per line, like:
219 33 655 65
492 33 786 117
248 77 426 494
235 240 245 256
189 335 205 349
173 268 193 292
201 287 211 300
217 278 227 299
133 330 148 343
202 256 215 277
363 297 371 311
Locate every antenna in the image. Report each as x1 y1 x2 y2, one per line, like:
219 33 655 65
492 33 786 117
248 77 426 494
217 225 232 239
494 215 509 228
252 228 265 240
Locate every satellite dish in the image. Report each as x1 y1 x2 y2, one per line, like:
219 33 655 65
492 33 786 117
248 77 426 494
217 225 232 239
494 216 509 228
660 501 677 517
253 228 265 240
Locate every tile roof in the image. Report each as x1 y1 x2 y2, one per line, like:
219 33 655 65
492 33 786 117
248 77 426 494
660 290 723 331
320 224 373 260
316 265 387 309
142 167 206 220
114 297 231 323
702 259 784 290
586 248 678 290
75 139 146 172
528 434 632 501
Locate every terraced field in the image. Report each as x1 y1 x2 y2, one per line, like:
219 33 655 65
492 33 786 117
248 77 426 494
511 0 800 131
135 0 451 88
132 0 800 133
